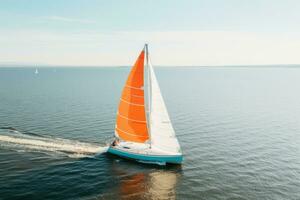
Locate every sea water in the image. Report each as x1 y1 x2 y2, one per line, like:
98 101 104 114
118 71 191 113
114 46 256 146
0 66 300 200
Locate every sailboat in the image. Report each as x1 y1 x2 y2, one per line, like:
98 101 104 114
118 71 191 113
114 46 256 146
107 44 183 165
35 68 39 74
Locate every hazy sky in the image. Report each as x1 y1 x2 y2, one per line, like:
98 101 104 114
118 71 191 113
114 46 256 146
1 0 300 66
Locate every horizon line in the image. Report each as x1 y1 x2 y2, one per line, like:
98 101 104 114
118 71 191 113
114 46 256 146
1 64 300 68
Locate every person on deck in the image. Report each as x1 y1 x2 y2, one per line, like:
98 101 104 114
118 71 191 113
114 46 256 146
112 138 119 146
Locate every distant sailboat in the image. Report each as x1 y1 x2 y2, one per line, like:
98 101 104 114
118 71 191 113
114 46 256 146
107 44 183 165
35 68 39 74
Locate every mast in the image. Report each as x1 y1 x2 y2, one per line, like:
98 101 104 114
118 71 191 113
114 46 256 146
145 44 152 148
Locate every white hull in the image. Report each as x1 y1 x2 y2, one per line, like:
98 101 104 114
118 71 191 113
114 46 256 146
108 141 183 165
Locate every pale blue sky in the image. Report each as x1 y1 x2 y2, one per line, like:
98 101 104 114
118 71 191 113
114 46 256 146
1 0 300 66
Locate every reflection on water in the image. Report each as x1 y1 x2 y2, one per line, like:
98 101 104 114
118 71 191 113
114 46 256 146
120 173 148 199
120 171 179 200
148 171 178 200
111 160 181 200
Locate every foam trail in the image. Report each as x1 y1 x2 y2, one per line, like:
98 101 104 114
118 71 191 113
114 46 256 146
0 130 108 158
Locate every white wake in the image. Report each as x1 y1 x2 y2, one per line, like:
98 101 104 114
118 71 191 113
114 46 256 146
0 129 108 158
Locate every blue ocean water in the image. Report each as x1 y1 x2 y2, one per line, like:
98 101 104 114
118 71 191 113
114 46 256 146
0 66 300 200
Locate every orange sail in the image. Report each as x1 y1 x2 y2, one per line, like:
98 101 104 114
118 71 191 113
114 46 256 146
115 49 149 143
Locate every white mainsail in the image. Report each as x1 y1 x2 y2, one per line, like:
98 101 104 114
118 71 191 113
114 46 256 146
147 58 181 154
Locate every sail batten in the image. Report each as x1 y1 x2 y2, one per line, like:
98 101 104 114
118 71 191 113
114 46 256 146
116 128 148 138
120 98 145 106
